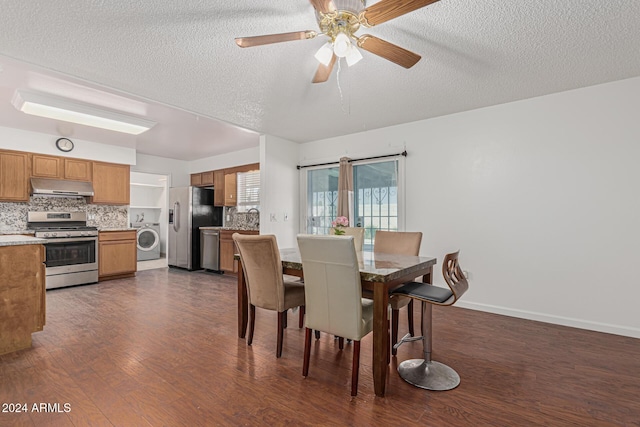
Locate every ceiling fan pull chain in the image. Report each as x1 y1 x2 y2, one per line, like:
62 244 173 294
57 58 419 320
336 58 348 114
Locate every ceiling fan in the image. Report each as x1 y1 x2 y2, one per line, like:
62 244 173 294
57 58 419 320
235 0 440 83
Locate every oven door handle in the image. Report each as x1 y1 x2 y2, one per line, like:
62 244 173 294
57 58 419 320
43 236 98 243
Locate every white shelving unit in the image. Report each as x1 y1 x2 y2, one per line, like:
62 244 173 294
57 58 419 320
129 171 169 259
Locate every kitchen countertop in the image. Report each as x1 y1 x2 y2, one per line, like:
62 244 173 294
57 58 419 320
0 230 34 236
200 226 259 232
98 227 137 232
0 235 47 247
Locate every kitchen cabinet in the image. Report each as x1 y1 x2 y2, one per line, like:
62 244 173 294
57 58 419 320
31 154 63 178
190 173 202 186
91 161 130 205
219 229 258 274
32 154 92 181
0 243 46 355
0 150 29 202
63 158 92 181
98 230 137 281
190 171 214 187
224 172 237 206
213 170 224 206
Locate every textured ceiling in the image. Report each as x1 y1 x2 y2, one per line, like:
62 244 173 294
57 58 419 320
0 0 639 160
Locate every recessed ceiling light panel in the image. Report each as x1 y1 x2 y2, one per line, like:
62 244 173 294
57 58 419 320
11 90 156 135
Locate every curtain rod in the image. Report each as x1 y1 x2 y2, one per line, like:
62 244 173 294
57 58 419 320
297 150 407 170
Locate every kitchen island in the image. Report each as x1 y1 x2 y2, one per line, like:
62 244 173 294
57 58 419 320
0 235 47 355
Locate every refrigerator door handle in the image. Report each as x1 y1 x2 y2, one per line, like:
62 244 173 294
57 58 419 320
173 201 179 232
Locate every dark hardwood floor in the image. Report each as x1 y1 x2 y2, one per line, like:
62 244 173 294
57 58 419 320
1 268 639 426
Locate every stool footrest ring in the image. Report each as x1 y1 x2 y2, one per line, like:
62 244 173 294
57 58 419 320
393 333 423 350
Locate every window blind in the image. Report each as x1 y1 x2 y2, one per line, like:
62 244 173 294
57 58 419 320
237 170 260 212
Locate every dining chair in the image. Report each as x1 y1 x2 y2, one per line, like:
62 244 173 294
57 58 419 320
373 230 423 356
329 226 365 251
297 234 374 396
233 233 306 358
391 250 469 390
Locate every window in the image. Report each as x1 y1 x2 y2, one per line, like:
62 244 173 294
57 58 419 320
304 158 402 248
236 170 260 212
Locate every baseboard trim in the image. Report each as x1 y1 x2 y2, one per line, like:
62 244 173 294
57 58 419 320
455 301 640 339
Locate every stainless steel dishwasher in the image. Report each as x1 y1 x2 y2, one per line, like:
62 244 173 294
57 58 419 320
200 229 220 271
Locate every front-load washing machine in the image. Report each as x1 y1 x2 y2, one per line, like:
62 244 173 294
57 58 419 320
134 223 161 261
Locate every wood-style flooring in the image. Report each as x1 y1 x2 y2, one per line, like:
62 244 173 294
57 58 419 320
1 268 639 426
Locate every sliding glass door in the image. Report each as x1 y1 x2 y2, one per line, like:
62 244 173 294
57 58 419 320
304 158 402 248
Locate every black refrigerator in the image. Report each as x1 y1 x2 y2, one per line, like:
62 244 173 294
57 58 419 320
168 186 223 270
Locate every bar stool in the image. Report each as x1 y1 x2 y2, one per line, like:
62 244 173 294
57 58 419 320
391 251 469 390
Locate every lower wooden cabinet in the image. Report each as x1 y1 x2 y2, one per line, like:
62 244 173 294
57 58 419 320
0 244 46 355
219 229 258 274
99 230 137 281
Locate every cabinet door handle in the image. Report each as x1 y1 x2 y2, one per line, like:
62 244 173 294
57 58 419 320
173 202 179 232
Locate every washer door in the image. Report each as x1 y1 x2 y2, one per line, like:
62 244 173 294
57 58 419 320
137 228 160 251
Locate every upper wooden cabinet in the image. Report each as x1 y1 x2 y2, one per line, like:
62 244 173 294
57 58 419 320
91 162 130 205
0 150 29 202
31 154 92 181
31 154 63 179
213 170 224 206
190 171 215 187
64 158 92 181
191 163 259 206
224 172 237 206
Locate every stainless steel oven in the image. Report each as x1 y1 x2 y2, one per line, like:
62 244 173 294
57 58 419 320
27 211 99 289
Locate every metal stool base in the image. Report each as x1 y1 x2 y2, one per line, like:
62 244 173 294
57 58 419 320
398 359 460 391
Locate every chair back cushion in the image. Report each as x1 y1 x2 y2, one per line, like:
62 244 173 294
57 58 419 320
297 235 370 341
329 227 365 251
233 234 285 311
374 230 422 256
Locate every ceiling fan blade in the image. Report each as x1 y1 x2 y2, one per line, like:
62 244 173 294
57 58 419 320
357 35 421 68
312 54 337 83
235 30 317 48
309 0 337 15
361 0 440 27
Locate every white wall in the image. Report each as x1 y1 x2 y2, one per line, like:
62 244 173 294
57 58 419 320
189 147 260 174
0 126 136 164
132 153 190 187
298 76 640 338
260 134 300 248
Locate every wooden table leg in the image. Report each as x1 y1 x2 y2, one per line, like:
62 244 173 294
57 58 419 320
237 258 248 338
422 265 433 285
372 281 389 397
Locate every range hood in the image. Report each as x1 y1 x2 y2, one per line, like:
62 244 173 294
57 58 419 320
30 177 95 197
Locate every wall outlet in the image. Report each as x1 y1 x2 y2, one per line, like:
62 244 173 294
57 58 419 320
270 213 277 222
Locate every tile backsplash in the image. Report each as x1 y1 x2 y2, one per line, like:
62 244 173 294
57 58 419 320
224 206 259 230
0 196 128 232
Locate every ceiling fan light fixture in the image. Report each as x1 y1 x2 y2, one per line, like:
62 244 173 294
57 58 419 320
314 42 334 66
333 32 351 58
345 46 363 66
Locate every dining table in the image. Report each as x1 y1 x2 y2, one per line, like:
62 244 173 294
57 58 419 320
236 247 437 397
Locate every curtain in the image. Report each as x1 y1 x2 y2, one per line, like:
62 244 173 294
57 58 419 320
337 157 354 224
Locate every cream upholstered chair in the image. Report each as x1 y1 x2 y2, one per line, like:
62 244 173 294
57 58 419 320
392 251 469 390
233 233 305 358
297 234 374 396
373 230 423 356
329 226 365 252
